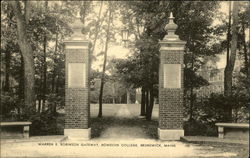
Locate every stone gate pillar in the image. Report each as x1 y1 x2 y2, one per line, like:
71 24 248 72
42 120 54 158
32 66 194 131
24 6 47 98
158 13 186 140
64 18 91 140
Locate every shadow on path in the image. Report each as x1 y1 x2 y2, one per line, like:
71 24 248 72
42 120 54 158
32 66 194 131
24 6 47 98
91 105 158 139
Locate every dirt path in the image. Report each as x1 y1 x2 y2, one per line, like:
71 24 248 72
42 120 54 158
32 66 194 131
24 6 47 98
100 104 148 139
1 104 243 157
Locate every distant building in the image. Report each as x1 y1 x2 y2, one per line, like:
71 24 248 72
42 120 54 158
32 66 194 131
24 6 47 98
196 52 243 98
196 68 224 98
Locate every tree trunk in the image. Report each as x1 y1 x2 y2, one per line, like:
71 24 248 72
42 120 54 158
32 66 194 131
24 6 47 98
224 1 239 122
241 23 250 95
91 1 104 55
242 24 249 81
38 99 41 113
4 50 10 92
42 35 47 108
140 87 146 116
145 90 149 117
226 1 232 66
55 75 59 94
52 30 58 93
126 89 130 104
98 79 104 117
42 0 48 111
11 1 36 113
98 5 112 117
189 52 194 121
19 55 24 99
4 8 14 92
146 88 154 121
248 27 250 95
53 103 57 115
112 83 115 104
51 73 55 93
18 54 24 118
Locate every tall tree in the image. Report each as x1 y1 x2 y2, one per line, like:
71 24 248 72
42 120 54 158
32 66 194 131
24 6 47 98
98 2 113 117
140 88 146 116
42 0 48 111
2 3 15 92
90 1 104 55
224 1 240 122
238 2 250 94
117 1 221 120
3 47 10 92
10 1 36 113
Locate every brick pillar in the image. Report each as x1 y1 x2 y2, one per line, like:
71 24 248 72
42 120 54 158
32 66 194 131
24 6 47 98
64 17 91 140
158 13 186 140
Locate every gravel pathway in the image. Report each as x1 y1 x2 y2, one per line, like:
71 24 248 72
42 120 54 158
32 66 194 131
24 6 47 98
100 104 147 139
1 104 245 158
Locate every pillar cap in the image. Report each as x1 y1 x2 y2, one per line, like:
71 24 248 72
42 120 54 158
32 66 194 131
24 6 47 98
64 16 90 45
163 12 182 42
64 12 87 41
165 12 178 31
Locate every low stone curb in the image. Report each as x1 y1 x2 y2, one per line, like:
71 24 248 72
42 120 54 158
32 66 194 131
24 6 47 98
0 135 65 144
180 136 249 146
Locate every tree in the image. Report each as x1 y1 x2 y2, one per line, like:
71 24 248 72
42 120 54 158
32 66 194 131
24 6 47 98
98 2 113 117
42 0 48 111
117 1 222 120
2 4 14 92
237 2 250 95
224 1 240 122
90 1 104 56
10 1 36 114
2 1 77 118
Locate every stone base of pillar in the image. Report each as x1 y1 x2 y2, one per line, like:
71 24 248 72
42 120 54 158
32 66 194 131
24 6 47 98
64 128 91 140
158 128 184 140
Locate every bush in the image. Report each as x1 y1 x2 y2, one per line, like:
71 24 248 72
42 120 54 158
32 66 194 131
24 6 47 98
184 120 217 136
0 92 23 121
30 111 60 136
46 93 65 113
29 94 64 136
200 93 249 123
184 93 249 136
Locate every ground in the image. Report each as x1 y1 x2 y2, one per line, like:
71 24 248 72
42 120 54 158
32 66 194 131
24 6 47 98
1 104 249 158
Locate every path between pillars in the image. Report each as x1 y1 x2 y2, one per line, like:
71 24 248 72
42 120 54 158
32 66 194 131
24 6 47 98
100 104 148 139
1 104 241 158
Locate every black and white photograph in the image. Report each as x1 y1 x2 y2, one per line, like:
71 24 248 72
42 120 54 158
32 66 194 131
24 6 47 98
0 1 249 157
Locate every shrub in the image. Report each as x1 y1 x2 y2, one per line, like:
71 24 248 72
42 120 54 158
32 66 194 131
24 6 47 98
30 111 59 136
29 94 64 136
184 120 217 136
0 92 23 121
184 93 249 136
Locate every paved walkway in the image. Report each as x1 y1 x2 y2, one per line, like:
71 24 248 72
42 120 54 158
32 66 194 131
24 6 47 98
1 104 247 158
100 104 147 139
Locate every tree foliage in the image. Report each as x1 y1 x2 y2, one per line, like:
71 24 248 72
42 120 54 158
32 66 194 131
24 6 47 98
116 1 222 120
1 1 84 125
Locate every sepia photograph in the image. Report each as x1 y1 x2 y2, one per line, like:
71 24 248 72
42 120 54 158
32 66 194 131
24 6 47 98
0 1 249 157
